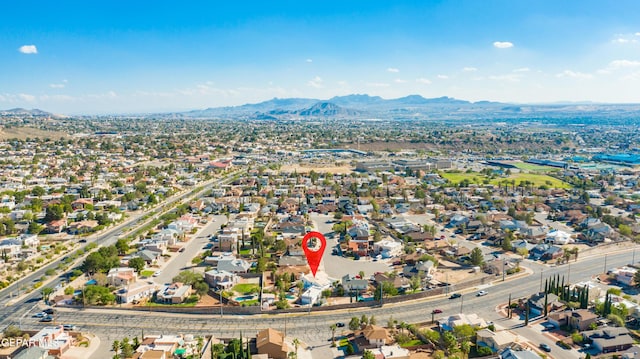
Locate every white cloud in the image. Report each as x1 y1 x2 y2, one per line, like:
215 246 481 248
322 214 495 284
493 41 514 49
306 58 313 63
597 59 640 74
19 93 35 102
614 38 630 44
437 74 449 79
49 83 65 89
556 70 593 79
636 32 640 36
18 45 38 54
307 76 323 88
488 74 520 82
416 78 432 84
462 67 477 72
387 67 399 73
609 59 640 68
366 82 390 87
513 67 530 72
394 79 407 83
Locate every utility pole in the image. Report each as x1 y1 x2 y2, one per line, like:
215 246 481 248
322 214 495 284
460 294 464 314
502 259 505 282
604 254 608 274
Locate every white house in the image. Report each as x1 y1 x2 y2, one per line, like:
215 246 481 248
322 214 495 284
545 230 573 245
373 239 403 258
300 286 323 305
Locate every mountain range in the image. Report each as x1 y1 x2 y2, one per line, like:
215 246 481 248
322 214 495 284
4 94 640 120
181 94 507 119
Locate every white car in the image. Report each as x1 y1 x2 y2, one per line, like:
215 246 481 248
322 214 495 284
152 271 162 277
476 290 488 296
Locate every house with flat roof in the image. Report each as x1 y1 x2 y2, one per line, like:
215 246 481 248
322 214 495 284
157 283 191 304
476 329 517 352
29 325 71 357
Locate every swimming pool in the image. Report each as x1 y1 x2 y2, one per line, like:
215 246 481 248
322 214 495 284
235 295 256 302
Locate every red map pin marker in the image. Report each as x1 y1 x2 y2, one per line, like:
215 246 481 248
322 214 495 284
302 231 327 277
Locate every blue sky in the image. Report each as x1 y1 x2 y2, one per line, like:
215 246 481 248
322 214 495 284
2 0 640 114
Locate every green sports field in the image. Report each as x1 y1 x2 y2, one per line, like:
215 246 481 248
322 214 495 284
439 171 570 189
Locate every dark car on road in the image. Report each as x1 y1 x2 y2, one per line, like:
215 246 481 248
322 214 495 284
336 322 345 327
539 343 551 352
449 293 462 299
432 309 443 314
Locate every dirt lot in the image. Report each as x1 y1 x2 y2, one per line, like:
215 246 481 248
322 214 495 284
0 126 68 140
280 164 354 174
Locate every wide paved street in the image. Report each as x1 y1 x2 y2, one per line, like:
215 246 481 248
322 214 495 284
13 245 639 359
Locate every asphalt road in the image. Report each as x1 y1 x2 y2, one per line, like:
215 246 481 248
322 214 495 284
0 172 241 354
152 214 228 286
13 246 638 359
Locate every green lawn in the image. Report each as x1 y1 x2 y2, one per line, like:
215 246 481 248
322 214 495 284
140 270 155 277
399 339 423 347
439 171 570 189
232 283 260 294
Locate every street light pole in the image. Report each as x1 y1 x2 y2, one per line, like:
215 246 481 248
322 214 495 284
539 270 543 292
604 254 608 274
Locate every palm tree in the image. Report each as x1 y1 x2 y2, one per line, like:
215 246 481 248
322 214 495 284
292 338 300 359
112 340 120 356
461 340 471 359
330 324 337 346
41 287 54 305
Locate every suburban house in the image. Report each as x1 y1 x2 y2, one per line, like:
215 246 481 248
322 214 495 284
374 239 404 258
204 269 237 289
107 267 138 287
370 345 410 359
156 283 191 304
499 347 543 359
341 275 369 292
116 282 156 304
217 255 251 273
527 292 561 316
134 334 183 357
582 327 634 354
569 309 599 331
361 324 391 347
476 329 518 352
29 325 72 357
437 313 487 331
256 328 288 359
